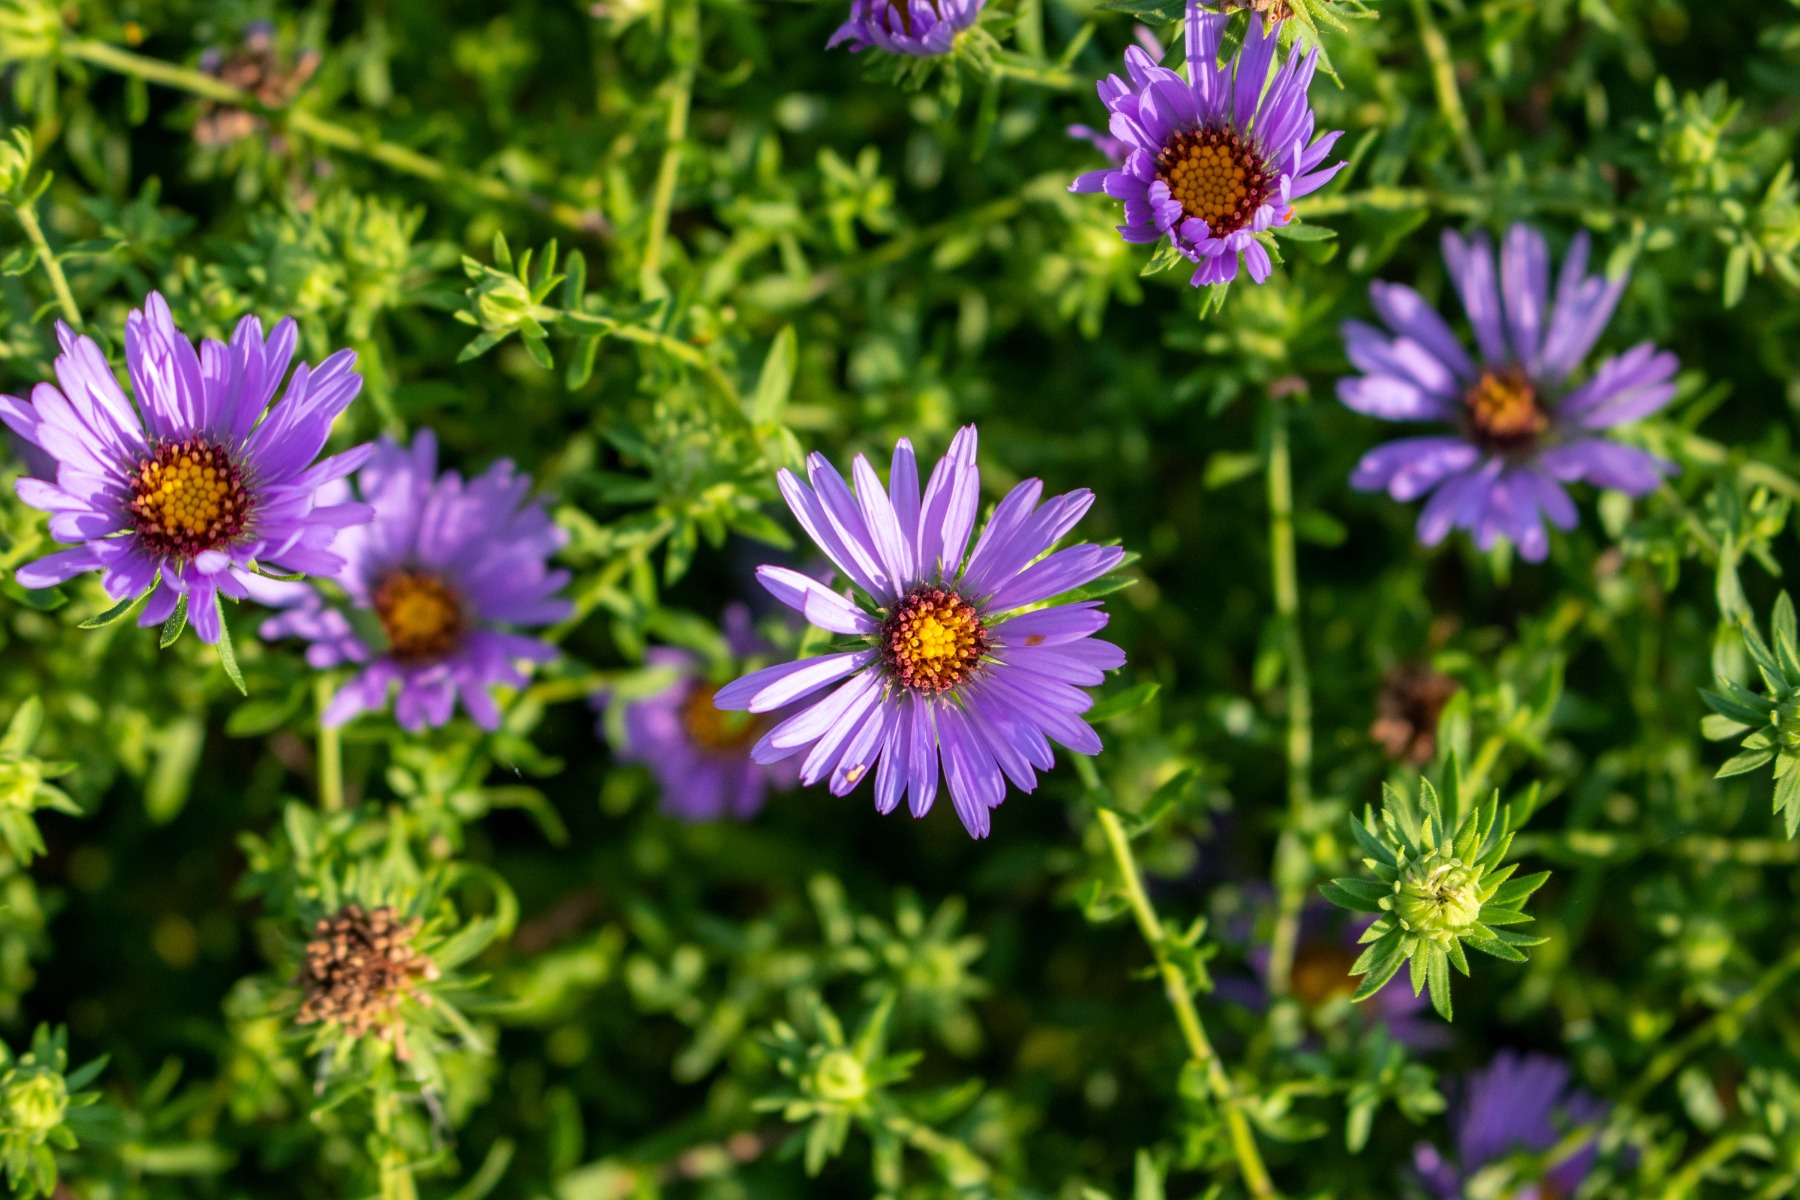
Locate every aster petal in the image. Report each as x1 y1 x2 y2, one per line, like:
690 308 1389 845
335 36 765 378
1369 282 1477 383
994 601 1111 648
935 703 1004 838
1557 344 1679 428
984 544 1125 614
1500 224 1552 372
1442 230 1509 367
755 565 877 635
1540 233 1628 383
904 693 939 818
1337 375 1454 422
889 438 922 548
1537 440 1675 495
1350 437 1483 502
12 543 104 588
852 453 916 588
719 650 878 715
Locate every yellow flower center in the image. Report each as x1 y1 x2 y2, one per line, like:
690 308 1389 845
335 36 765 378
1156 126 1273 237
1465 367 1549 451
881 587 990 692
373 571 464 663
682 684 764 754
128 438 252 559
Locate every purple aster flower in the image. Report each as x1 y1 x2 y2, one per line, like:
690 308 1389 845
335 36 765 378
1069 2 1344 286
257 429 571 732
1343 224 1680 562
714 426 1127 839
600 608 800 822
828 0 984 57
1414 1052 1605 1199
0 294 373 644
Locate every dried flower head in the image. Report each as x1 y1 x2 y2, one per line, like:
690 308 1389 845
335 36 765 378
1371 664 1461 765
195 24 320 148
297 904 440 1059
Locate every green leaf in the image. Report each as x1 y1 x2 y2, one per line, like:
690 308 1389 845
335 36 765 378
160 595 189 648
1716 747 1777 778
1426 945 1453 1020
1139 239 1188 278
1487 870 1551 906
1087 681 1159 723
750 325 798 423
214 600 247 696
78 590 148 629
1271 221 1338 242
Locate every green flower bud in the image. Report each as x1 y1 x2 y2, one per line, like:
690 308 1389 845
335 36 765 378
3 1070 67 1140
0 758 45 813
0 0 62 68
1391 851 1483 945
810 1049 868 1105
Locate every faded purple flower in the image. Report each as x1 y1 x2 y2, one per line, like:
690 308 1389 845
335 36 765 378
714 426 1126 839
1069 2 1344 286
258 429 570 732
0 293 372 644
1414 1052 1605 1199
828 0 984 57
600 607 799 821
1343 224 1679 562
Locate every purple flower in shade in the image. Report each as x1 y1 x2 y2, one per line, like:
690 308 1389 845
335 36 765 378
1342 224 1680 562
828 0 984 57
0 294 372 644
713 426 1127 839
1068 2 1344 286
600 607 800 821
257 429 571 732
1414 1052 1605 1199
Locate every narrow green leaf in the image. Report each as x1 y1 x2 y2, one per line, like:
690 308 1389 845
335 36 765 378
1087 681 1159 723
214 600 248 696
1426 945 1453 1020
160 595 189 648
1716 747 1777 778
78 590 148 629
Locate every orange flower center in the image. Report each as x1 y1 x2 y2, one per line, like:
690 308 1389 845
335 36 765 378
374 571 464 663
881 587 990 692
1464 368 1549 451
128 437 252 559
1156 126 1273 237
682 684 764 753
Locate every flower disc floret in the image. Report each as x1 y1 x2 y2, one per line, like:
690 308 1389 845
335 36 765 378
373 571 464 663
1156 126 1272 238
882 586 990 692
297 904 439 1059
128 437 253 558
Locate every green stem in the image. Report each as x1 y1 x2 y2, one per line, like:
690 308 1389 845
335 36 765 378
1408 0 1487 181
639 1 696 298
881 1112 992 1185
11 200 81 328
1459 730 1506 805
315 676 343 815
1656 1130 1748 1200
1513 831 1800 866
1264 392 1314 1000
60 40 603 237
1096 808 1279 1199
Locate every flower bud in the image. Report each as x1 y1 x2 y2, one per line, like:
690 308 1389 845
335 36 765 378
810 1049 868 1105
0 130 32 200
3 1070 67 1139
1391 851 1483 945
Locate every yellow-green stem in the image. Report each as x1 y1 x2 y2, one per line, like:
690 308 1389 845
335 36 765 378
638 6 696 299
1409 0 1487 181
1656 1131 1747 1200
11 201 81 328
1096 808 1279 1199
315 676 343 814
61 40 602 237
1265 393 1314 1000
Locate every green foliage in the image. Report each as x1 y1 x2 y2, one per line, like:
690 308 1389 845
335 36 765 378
0 1026 103 1199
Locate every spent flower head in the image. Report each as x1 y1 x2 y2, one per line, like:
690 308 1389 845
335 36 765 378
1322 771 1548 1021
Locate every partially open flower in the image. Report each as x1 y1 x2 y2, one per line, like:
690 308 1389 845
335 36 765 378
1371 664 1461 765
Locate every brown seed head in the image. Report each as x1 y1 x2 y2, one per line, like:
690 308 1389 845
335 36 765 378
296 904 440 1059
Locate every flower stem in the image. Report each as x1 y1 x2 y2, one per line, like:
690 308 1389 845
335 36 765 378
1264 392 1314 1000
10 199 82 328
315 676 343 815
59 39 603 238
638 1 696 299
1095 807 1279 1199
1408 0 1487 182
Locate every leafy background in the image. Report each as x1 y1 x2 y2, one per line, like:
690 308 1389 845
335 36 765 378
2 0 1800 1196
